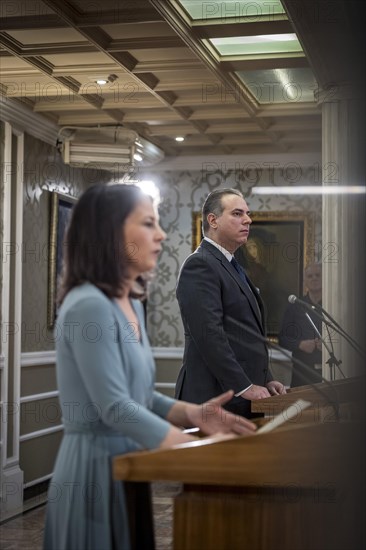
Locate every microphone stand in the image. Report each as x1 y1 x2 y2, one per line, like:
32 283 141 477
294 302 365 358
305 313 345 382
311 303 364 356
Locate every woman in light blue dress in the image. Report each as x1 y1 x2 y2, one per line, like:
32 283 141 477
43 184 256 550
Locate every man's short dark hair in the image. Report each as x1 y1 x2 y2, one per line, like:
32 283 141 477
202 188 243 234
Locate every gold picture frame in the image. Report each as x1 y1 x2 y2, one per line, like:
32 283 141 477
192 210 316 338
48 191 77 328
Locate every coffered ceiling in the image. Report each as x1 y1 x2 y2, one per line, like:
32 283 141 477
0 0 363 162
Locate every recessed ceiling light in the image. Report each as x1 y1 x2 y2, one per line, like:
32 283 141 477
134 153 143 162
175 136 185 142
96 79 107 85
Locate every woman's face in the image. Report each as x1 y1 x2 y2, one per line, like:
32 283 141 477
123 196 166 277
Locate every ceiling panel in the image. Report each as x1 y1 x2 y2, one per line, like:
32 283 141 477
210 34 302 56
0 0 340 160
237 68 318 104
178 0 285 20
6 28 83 43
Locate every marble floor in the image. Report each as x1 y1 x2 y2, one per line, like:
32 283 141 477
0 482 179 550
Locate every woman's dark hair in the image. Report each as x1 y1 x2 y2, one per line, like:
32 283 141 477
57 183 145 305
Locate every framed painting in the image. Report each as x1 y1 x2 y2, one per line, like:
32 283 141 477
48 191 77 328
192 210 315 339
192 212 203 252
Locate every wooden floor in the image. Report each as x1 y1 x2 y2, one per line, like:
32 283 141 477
0 482 179 549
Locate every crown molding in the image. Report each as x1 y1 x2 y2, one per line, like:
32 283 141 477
0 96 59 146
0 98 322 170
142 151 322 172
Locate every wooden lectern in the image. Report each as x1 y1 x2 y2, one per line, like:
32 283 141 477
251 376 363 421
114 412 363 549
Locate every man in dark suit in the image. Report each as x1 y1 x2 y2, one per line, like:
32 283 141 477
175 188 286 417
279 263 323 387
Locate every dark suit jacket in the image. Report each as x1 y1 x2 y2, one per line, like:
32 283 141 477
175 239 272 417
279 294 322 387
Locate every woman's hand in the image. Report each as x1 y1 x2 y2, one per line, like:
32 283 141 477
159 426 198 449
185 390 257 436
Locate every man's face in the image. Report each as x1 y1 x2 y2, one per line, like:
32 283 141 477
305 265 322 292
209 194 252 253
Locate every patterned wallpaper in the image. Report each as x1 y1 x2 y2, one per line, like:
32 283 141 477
22 134 110 352
14 134 322 352
144 167 322 347
0 121 4 355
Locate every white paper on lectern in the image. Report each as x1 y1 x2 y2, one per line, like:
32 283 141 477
256 399 312 434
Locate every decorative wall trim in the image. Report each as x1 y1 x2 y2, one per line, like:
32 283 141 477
0 96 59 146
1 121 12 470
20 347 177 365
19 425 63 443
152 347 289 362
21 351 56 367
24 473 53 489
20 391 59 403
11 130 25 468
151 347 184 359
20 347 290 365
20 348 179 365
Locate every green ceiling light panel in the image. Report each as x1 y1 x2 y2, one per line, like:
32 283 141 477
210 34 302 56
178 0 285 20
175 0 314 107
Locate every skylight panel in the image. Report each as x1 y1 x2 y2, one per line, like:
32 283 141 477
210 34 302 56
178 0 285 20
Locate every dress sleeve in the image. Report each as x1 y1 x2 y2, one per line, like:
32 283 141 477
152 391 176 418
64 295 171 449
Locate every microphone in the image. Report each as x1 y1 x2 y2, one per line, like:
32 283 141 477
288 294 336 330
288 294 316 311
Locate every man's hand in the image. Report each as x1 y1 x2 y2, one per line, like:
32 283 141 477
266 380 287 395
186 390 257 436
241 384 271 400
299 339 317 353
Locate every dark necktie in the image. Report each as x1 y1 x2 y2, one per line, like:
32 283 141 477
230 257 262 320
230 257 249 284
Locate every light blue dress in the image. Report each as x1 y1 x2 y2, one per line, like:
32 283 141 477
43 283 175 550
